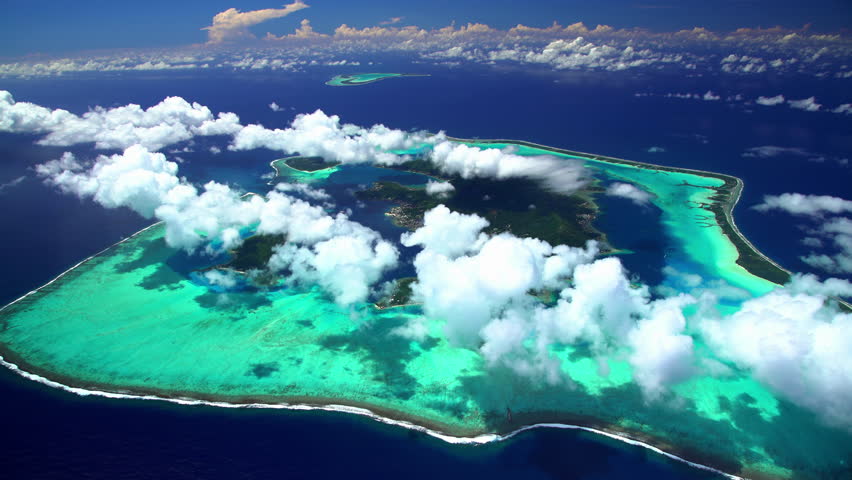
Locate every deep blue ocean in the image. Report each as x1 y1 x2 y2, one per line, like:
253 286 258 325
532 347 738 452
0 61 849 478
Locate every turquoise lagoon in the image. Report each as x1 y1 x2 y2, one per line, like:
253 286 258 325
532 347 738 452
1 141 849 480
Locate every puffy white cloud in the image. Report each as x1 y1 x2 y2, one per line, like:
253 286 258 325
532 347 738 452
154 182 267 252
4 93 587 197
401 205 488 258
646 146 665 153
752 194 852 275
269 233 398 307
420 226 847 412
232 109 589 196
741 145 810 158
800 218 852 275
605 182 652 205
786 273 852 298
490 257 698 396
390 316 429 341
204 270 239 289
0 91 243 151
834 104 852 115
398 205 701 397
701 282 852 429
406 206 598 346
628 296 696 399
756 94 786 106
424 180 455 198
37 146 180 218
753 193 852 216
788 96 821 112
269 102 283 112
274 182 331 202
36 145 396 305
204 1 310 44
230 109 425 165
0 90 74 133
801 251 852 275
429 142 588 195
702 90 721 101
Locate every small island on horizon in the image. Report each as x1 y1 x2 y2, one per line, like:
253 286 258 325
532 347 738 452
326 73 430 87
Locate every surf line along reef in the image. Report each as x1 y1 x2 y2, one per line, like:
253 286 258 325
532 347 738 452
1 137 850 480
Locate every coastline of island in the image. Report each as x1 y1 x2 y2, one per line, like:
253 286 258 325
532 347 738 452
0 347 743 480
1 139 847 480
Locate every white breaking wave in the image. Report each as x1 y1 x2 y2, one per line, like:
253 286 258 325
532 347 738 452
0 353 741 479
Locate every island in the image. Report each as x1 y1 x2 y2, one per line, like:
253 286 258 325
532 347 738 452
326 73 430 87
451 138 791 286
271 156 341 174
355 178 607 249
1 138 849 480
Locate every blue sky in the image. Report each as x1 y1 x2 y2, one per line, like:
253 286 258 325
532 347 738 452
1 0 850 57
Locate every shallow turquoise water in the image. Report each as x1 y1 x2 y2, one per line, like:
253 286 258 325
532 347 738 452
1 144 850 479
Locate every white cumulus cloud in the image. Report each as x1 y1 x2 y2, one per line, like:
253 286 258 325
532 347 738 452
36 145 397 306
753 193 852 216
702 281 852 429
0 90 242 151
204 1 310 44
424 180 455 198
756 94 785 106
605 182 653 205
788 96 821 112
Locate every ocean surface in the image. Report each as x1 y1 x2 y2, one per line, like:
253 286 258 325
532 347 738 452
1 60 849 478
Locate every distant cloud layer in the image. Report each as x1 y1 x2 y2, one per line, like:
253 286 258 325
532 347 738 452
1 19 850 79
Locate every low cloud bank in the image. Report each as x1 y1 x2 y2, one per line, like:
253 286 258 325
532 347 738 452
0 91 241 151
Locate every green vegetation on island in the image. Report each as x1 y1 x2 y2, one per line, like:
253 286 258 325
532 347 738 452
357 177 606 249
281 156 341 172
226 234 285 272
375 277 417 309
